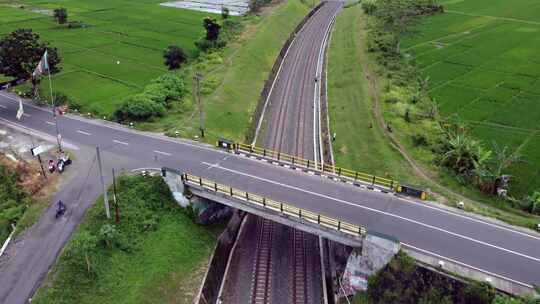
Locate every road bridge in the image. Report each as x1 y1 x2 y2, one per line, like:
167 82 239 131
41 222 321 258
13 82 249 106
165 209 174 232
1 90 540 299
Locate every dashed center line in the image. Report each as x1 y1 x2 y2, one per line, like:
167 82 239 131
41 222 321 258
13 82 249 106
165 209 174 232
153 150 171 156
76 130 92 136
0 104 7 109
113 139 129 146
45 121 55 126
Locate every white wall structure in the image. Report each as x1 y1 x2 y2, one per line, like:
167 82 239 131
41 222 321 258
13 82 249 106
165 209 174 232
161 0 250 16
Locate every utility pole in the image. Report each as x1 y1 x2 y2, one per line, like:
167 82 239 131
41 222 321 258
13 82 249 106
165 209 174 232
112 168 120 224
37 154 47 180
96 146 111 219
193 72 205 138
46 58 62 152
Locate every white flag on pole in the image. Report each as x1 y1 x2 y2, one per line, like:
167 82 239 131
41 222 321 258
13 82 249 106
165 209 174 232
16 97 24 120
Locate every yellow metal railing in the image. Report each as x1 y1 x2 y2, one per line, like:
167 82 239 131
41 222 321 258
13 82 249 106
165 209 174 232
183 173 367 237
233 143 396 190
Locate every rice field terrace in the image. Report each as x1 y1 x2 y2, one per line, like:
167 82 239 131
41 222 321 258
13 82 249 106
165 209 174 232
0 0 209 115
403 0 540 196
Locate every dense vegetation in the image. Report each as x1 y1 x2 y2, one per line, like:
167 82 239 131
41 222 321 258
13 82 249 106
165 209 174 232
34 174 218 304
114 72 187 121
367 252 495 304
0 164 30 243
357 251 539 304
362 0 540 222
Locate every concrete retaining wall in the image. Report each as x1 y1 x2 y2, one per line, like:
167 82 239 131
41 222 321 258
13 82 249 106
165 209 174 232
403 247 535 297
197 211 246 304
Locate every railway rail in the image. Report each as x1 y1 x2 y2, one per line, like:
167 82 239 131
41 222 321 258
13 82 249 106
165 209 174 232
250 218 275 304
247 2 343 304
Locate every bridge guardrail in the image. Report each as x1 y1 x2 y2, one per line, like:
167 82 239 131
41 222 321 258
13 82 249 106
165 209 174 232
182 172 367 237
232 142 397 190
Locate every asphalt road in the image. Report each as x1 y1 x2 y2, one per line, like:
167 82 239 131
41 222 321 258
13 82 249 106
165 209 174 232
0 39 540 302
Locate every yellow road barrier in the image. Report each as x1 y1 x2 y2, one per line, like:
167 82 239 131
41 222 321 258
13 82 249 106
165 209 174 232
233 142 396 190
182 172 367 237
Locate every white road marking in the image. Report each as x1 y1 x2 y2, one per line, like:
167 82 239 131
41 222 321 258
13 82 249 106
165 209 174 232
394 195 540 241
153 150 171 156
238 149 540 241
2 91 537 241
22 113 30 117
113 139 129 146
402 242 533 288
45 121 55 126
0 117 79 150
76 130 91 136
201 162 540 264
0 104 6 109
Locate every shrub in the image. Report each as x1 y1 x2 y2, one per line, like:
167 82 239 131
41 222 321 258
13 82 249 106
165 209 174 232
362 0 377 15
115 94 165 121
152 73 186 104
99 224 118 248
53 91 69 106
0 165 29 242
221 6 230 19
463 282 496 304
411 133 428 147
163 45 187 70
195 37 226 52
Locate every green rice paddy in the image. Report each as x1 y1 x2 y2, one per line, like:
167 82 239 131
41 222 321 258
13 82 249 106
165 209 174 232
0 0 209 115
404 0 540 195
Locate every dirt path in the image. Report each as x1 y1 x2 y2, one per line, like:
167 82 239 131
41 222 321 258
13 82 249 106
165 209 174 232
357 12 483 205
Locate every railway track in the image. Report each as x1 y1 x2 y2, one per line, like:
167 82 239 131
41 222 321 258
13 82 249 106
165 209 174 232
292 230 310 304
250 218 275 304
247 2 342 304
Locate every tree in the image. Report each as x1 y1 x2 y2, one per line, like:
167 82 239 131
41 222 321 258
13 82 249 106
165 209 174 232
203 17 221 41
477 142 524 194
99 224 118 248
53 8 68 25
0 29 60 80
67 231 97 274
221 6 230 19
163 45 187 70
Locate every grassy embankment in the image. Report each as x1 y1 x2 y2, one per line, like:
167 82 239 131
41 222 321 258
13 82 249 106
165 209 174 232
327 1 540 229
0 0 208 115
33 175 222 304
327 3 419 184
137 0 311 143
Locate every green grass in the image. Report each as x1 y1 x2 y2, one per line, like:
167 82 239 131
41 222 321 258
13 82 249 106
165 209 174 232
137 0 311 143
33 175 221 304
0 0 211 116
327 5 420 184
401 0 540 196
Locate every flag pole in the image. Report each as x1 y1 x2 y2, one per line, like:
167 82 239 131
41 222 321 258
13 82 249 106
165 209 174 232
45 51 62 152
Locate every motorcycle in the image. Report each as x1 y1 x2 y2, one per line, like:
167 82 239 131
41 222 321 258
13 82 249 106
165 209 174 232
55 201 66 218
57 153 72 174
